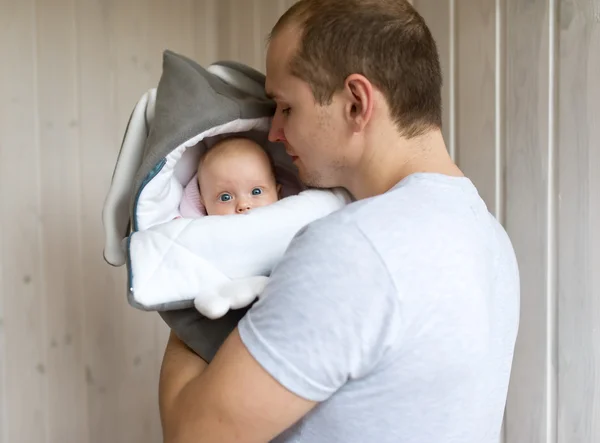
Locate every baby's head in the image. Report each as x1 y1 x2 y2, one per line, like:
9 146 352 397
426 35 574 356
198 137 280 215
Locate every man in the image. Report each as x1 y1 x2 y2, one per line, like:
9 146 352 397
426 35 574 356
159 0 520 442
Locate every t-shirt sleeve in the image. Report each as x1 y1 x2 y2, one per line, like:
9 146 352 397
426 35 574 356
237 219 402 402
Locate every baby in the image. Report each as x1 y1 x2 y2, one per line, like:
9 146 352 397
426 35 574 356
197 137 281 215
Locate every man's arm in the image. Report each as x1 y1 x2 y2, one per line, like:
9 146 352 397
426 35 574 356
159 330 208 435
159 327 316 443
159 219 398 442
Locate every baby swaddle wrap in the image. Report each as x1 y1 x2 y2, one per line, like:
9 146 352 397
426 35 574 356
101 50 351 360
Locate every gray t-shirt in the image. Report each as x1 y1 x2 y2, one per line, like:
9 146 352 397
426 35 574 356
237 173 520 443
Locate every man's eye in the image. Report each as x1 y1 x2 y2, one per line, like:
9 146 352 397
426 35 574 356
251 188 263 195
219 193 232 202
281 107 291 116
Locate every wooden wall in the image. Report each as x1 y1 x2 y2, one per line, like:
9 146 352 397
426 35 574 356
0 0 598 442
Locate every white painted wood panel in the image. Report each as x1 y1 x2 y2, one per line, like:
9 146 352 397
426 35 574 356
75 0 123 441
557 1 600 441
232 0 257 68
193 0 218 66
35 0 89 441
255 0 285 71
455 0 498 214
504 0 554 442
282 0 298 10
216 0 237 61
0 1 49 442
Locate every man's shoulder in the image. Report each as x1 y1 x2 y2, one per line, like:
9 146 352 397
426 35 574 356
292 205 370 253
300 176 491 261
297 188 409 245
310 186 417 235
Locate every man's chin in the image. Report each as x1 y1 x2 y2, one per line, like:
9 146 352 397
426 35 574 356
298 171 333 190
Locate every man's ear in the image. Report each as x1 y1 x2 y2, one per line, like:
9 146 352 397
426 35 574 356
276 183 282 197
343 74 374 133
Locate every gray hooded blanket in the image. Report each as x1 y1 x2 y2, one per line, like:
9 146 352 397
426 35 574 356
101 50 350 360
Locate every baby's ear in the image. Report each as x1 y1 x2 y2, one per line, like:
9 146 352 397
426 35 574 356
277 183 282 197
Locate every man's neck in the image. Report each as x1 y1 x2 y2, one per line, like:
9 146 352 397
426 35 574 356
344 129 463 200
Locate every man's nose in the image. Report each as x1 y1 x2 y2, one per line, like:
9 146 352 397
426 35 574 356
268 115 285 142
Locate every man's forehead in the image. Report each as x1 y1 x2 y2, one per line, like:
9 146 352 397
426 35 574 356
266 66 291 100
265 24 300 93
265 56 287 99
269 21 301 54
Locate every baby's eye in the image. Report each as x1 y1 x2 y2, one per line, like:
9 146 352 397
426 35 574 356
281 107 291 116
219 193 232 202
251 188 263 196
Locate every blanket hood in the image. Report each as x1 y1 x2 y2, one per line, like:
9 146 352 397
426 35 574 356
132 52 277 217
103 50 298 268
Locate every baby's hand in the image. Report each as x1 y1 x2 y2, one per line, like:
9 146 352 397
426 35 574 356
194 276 270 319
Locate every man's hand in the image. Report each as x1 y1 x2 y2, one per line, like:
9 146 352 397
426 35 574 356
159 328 317 443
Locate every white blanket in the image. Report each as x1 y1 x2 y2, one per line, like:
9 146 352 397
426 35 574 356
128 187 351 318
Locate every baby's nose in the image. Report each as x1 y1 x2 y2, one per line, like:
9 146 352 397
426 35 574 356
236 201 251 213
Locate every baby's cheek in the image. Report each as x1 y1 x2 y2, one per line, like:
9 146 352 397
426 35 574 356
214 203 236 216
204 201 221 216
269 191 280 204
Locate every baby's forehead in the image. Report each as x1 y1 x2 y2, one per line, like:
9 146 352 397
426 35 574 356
201 156 276 190
201 138 267 165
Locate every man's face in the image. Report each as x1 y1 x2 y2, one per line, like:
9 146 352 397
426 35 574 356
265 26 351 189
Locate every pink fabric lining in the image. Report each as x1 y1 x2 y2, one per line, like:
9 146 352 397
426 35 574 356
179 174 207 218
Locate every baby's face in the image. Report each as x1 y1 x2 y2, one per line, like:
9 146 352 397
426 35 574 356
198 139 280 216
